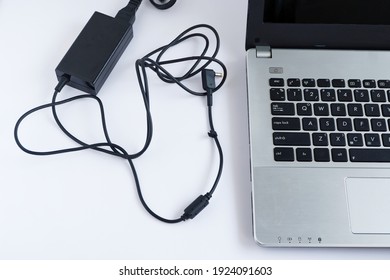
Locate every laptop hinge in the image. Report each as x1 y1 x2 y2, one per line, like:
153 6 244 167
256 46 272 58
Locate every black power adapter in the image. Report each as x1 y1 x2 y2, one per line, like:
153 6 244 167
55 2 141 94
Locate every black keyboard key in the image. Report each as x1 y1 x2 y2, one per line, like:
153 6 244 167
371 90 387 102
317 79 331 87
371 118 387 132
365 104 380 116
378 80 390 88
304 89 319 101
287 88 303 101
272 117 301 130
273 132 311 146
350 149 390 162
314 103 329 116
302 78 315 87
269 78 284 87
337 89 353 102
347 104 363 116
287 78 301 87
297 103 312 116
330 133 346 146
296 148 312 162
382 134 390 147
314 148 330 162
274 148 294 161
320 118 335 131
302 117 318 131
347 133 363 146
321 89 336 101
363 79 376 88
271 102 295 115
313 133 328 146
331 103 346 116
365 133 381 147
337 118 353 131
270 88 286 101
332 148 348 162
354 89 370 102
382 104 390 117
348 79 362 88
332 79 346 88
354 118 370 132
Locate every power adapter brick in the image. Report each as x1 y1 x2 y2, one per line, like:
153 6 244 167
55 2 141 94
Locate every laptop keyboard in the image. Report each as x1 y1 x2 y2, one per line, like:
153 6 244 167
270 78 390 163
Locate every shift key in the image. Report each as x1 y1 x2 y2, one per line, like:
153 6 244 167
273 132 311 146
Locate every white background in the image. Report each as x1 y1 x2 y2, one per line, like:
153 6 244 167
0 0 389 259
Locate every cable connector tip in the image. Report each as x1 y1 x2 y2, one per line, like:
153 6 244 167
201 69 217 91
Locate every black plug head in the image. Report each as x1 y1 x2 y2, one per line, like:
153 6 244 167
202 69 217 91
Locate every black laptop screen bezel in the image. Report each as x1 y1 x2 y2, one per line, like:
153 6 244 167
246 0 390 51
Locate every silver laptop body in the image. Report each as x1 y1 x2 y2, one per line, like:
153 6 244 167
246 0 390 247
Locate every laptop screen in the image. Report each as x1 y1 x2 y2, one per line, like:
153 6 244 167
264 0 390 25
246 0 390 50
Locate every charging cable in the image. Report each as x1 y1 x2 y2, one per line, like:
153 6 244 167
14 1 227 224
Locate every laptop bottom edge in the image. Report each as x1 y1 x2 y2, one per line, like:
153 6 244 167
252 166 390 247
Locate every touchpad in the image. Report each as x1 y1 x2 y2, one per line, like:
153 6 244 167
346 178 390 234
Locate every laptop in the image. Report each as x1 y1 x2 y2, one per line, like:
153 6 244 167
246 0 390 247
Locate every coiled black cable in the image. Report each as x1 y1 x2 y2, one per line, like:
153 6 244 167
14 24 226 223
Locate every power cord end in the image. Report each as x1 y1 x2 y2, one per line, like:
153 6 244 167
202 69 222 107
202 69 221 92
